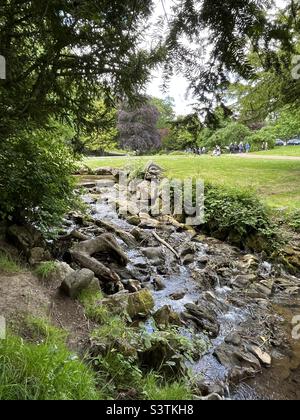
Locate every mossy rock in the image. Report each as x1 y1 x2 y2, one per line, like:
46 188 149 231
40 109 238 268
127 289 155 319
100 289 154 319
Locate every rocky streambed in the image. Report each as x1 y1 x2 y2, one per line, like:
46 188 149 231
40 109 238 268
64 167 300 400
6 165 300 400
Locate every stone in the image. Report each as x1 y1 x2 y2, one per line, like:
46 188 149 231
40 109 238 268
169 291 186 301
153 305 181 328
153 276 166 291
126 215 141 226
139 213 161 229
225 333 242 347
229 367 257 384
60 268 95 298
100 289 154 319
240 254 259 270
124 279 142 293
49 262 75 285
214 343 261 372
231 274 257 289
246 345 272 367
183 303 220 338
29 247 52 266
182 254 195 265
142 247 164 266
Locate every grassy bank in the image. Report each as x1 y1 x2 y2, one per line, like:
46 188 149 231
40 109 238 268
84 155 300 209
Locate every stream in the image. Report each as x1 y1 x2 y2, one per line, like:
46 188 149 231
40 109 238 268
73 174 300 400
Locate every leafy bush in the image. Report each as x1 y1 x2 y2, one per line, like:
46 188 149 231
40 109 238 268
208 122 251 149
245 128 276 150
203 183 280 252
0 324 101 400
0 124 77 230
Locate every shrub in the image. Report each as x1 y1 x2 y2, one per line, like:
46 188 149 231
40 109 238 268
203 183 280 252
0 124 77 231
208 122 251 149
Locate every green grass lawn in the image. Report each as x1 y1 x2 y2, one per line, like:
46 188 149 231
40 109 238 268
253 146 300 157
84 154 300 210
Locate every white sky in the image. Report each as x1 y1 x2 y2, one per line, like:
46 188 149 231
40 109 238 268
146 0 288 115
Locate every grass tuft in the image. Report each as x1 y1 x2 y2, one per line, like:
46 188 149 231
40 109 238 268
35 261 57 280
0 252 22 273
0 321 101 400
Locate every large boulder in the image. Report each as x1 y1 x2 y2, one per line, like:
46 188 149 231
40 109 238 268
29 247 52 266
49 262 74 283
100 288 154 319
60 268 99 298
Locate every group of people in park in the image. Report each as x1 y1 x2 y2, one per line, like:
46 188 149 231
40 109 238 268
186 141 257 157
186 146 207 155
229 142 251 154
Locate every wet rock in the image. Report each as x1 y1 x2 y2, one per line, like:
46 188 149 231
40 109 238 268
153 276 166 291
142 247 164 266
246 344 272 367
183 303 220 338
182 254 195 265
239 254 259 271
153 305 181 327
196 380 226 398
231 274 256 289
180 243 197 258
29 247 52 266
60 268 97 298
123 279 142 293
225 333 242 347
126 215 141 226
139 213 161 229
229 367 257 384
251 279 274 297
198 255 209 265
169 291 186 301
214 343 262 373
100 289 154 319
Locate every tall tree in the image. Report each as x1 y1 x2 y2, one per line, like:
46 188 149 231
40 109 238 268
0 0 160 138
161 0 299 115
118 101 161 152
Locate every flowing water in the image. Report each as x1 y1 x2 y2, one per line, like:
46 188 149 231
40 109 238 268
77 176 300 400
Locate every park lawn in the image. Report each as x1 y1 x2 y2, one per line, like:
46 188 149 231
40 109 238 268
253 146 300 157
84 155 300 210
